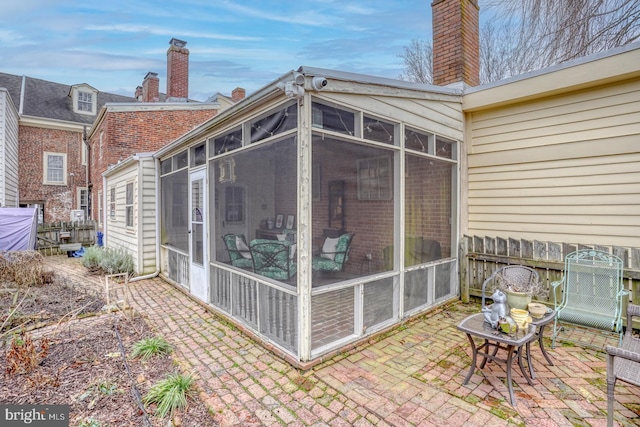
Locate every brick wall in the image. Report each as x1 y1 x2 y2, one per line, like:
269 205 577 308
167 43 189 99
18 125 87 222
89 108 217 223
432 0 480 86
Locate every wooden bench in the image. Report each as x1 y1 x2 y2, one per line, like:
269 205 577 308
551 249 629 347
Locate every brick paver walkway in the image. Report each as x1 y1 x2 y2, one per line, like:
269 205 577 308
49 256 639 426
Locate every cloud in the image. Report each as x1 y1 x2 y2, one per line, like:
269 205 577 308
85 24 262 42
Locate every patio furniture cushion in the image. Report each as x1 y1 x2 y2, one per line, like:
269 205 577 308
250 239 296 280
312 233 353 272
221 234 253 270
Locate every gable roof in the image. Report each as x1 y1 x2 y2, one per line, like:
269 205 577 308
0 72 135 125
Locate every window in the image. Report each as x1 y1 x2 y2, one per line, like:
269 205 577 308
77 187 89 217
225 186 245 223
43 152 67 185
78 92 93 112
98 190 103 225
109 187 116 219
81 140 87 165
125 182 134 228
357 156 392 200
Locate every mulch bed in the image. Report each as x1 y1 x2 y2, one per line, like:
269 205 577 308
1 273 214 426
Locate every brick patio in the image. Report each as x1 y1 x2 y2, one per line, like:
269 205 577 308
48 256 639 426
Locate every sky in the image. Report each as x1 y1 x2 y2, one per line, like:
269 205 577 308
0 0 471 102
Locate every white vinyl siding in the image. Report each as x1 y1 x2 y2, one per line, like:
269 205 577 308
466 78 640 247
104 156 157 275
0 90 19 207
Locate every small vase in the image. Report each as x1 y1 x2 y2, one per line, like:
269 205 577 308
505 290 532 311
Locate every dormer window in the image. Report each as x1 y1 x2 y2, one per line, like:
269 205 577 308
78 91 93 112
70 84 98 115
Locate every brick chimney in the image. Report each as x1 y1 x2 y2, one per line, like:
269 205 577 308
432 0 480 87
167 38 189 102
142 72 159 102
135 85 143 101
231 87 246 102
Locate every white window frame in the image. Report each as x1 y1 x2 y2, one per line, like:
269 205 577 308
356 155 392 200
43 152 67 185
125 181 134 228
98 190 103 226
77 187 89 216
72 86 97 115
81 140 87 166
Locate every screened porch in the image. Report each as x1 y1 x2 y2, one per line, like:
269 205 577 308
158 71 461 363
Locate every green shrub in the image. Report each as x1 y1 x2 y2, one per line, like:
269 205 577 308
98 247 134 276
81 246 103 270
131 336 172 360
143 373 194 417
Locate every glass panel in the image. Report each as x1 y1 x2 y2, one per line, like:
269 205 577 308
404 267 431 312
191 179 204 265
363 277 395 331
311 288 354 351
250 103 297 144
211 127 242 155
211 136 297 285
311 102 355 135
259 284 298 354
160 159 172 175
405 127 434 153
404 153 453 267
363 116 396 145
191 143 206 167
435 261 454 301
176 150 189 169
161 169 189 252
436 136 455 160
312 134 395 284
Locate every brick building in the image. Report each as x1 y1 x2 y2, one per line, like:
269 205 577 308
0 72 134 222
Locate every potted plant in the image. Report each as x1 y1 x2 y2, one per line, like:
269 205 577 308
495 272 548 310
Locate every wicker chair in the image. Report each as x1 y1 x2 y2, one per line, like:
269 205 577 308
605 303 640 427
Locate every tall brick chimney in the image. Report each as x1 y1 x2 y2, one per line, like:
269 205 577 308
167 38 189 102
231 87 246 102
142 72 160 102
432 0 480 87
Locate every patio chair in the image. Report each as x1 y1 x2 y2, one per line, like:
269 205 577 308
605 303 640 427
221 234 253 270
312 233 354 273
551 249 629 348
481 265 540 309
250 239 297 281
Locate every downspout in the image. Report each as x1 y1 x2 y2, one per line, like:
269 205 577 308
130 156 160 282
102 174 108 247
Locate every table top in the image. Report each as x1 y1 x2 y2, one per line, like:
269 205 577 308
457 313 536 345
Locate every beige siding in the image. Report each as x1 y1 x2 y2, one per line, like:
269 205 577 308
138 157 157 273
466 79 640 247
106 163 141 272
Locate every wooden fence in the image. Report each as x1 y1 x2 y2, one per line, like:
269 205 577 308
36 221 97 256
459 235 640 305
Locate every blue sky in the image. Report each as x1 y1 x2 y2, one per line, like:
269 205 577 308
0 1 492 101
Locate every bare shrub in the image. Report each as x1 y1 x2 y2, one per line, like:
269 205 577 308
5 329 50 374
0 251 45 287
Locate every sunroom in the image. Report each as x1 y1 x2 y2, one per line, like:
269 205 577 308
157 67 462 365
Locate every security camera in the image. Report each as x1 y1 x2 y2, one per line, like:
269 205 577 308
311 77 328 91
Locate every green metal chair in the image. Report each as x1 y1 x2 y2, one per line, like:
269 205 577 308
551 249 629 347
312 233 354 273
250 239 296 281
221 234 253 270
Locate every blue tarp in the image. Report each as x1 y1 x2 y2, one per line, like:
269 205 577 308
0 207 38 251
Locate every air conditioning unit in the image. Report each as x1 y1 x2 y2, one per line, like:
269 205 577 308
70 210 85 222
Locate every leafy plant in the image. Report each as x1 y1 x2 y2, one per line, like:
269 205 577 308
98 248 134 276
79 418 101 427
131 336 172 360
81 246 103 270
143 373 194 417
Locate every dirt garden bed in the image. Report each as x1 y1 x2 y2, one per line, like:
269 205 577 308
1 263 214 426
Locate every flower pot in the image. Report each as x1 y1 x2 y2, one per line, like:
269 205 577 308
505 289 532 311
